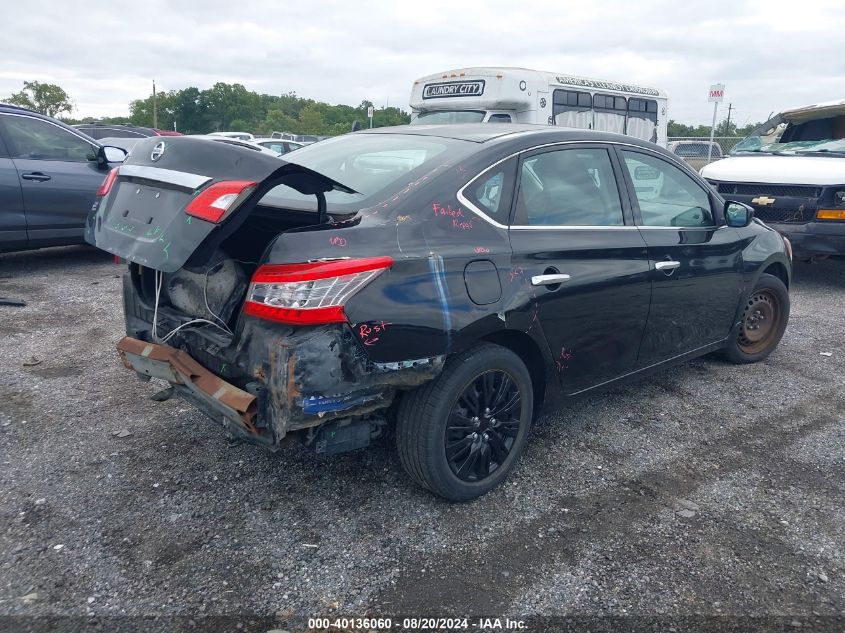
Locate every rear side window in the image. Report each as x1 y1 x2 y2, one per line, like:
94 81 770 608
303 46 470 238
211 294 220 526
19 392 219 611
3 115 95 162
514 148 624 226
487 114 512 123
463 158 517 223
620 150 714 227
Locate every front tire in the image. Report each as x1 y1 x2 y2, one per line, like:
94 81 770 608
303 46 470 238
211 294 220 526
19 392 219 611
724 273 790 364
396 344 533 501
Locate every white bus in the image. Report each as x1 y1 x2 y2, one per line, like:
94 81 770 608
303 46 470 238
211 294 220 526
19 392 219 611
409 67 668 146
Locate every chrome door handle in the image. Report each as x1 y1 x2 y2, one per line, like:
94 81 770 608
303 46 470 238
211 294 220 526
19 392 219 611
21 172 51 182
531 273 571 286
655 261 680 271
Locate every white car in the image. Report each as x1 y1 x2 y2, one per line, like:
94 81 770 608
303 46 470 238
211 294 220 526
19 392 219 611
252 138 305 155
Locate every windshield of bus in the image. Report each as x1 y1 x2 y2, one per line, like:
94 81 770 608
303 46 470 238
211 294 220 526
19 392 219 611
731 114 845 156
411 110 486 125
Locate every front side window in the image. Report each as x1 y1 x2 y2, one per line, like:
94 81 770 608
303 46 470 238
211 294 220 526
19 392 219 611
3 115 96 162
620 150 714 227
514 147 624 226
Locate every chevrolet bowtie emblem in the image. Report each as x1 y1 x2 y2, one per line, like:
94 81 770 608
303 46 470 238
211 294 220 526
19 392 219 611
752 196 776 206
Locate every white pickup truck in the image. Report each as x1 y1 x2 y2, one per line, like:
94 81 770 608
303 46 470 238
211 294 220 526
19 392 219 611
701 99 845 260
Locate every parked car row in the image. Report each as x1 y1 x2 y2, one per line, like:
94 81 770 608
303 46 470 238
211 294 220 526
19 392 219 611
74 122 182 139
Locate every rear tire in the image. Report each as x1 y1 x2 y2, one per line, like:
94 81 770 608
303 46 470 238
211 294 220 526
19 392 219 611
396 344 533 501
723 273 789 364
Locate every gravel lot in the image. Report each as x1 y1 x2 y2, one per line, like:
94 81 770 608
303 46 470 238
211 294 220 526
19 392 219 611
0 246 843 633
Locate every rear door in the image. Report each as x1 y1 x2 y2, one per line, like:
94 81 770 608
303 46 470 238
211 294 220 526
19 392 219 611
0 113 105 246
616 147 744 366
508 143 652 394
0 124 26 249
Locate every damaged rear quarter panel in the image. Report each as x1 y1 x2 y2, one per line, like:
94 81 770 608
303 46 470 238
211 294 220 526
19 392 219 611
239 318 444 436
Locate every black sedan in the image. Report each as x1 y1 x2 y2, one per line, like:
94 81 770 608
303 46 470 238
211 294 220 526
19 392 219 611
85 125 792 500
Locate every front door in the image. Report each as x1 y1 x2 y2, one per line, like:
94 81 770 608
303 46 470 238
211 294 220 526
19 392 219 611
508 144 652 394
616 148 744 366
0 113 105 246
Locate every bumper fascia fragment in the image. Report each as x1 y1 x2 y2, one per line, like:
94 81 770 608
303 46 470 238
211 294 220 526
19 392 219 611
116 337 273 446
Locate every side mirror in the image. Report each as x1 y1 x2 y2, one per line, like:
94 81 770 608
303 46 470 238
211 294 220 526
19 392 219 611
725 201 754 227
97 145 128 168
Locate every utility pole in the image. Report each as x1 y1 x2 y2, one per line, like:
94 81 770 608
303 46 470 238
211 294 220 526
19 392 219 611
152 79 158 129
725 103 733 135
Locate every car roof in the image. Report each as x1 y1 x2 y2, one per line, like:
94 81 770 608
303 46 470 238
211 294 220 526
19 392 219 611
358 123 659 148
0 104 101 143
0 102 44 116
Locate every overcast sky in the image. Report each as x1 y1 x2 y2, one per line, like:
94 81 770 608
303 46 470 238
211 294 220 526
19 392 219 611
2 0 843 127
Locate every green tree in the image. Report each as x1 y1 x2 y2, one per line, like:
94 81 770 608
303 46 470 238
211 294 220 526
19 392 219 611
260 108 298 135
6 81 74 117
298 104 326 135
126 83 412 136
199 82 262 132
715 119 738 136
170 87 205 133
229 118 250 132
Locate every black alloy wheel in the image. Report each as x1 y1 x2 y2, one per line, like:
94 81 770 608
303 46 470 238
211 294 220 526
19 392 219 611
396 343 533 501
445 370 521 482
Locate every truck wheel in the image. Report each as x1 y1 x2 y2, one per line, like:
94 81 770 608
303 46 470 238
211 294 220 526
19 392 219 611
396 344 533 501
724 273 790 364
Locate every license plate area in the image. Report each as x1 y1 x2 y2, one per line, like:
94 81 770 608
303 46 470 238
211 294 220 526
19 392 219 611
105 182 192 239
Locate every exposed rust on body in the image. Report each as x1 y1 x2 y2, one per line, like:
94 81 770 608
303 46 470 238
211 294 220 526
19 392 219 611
285 354 300 404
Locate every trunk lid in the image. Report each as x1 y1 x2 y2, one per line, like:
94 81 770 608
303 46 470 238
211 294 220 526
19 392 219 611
85 135 354 272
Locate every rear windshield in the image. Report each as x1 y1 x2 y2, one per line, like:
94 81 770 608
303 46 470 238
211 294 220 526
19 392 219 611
261 133 475 212
411 110 486 125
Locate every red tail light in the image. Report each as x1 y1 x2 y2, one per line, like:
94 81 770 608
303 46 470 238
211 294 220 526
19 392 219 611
96 167 120 197
185 180 257 223
243 256 394 325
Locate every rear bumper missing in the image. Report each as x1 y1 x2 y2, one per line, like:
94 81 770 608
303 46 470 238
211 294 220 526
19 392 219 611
116 337 273 446
116 329 446 449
